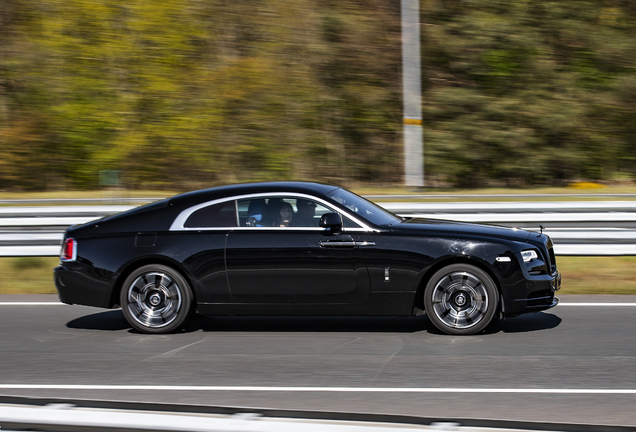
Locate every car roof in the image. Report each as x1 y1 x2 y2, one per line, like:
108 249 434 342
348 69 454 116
169 181 341 207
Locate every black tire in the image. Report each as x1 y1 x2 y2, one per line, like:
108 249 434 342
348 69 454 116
424 263 498 335
120 264 193 334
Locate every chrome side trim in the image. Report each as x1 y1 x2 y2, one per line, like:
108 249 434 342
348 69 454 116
514 295 553 302
356 241 376 246
165 226 371 233
516 296 560 309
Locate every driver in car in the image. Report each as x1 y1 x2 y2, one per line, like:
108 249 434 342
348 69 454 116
292 199 317 227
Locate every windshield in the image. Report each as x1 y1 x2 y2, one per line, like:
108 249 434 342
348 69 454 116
327 188 402 226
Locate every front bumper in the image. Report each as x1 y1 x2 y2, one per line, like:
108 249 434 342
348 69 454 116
505 270 561 316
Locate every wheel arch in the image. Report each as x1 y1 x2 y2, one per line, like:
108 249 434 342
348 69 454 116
109 257 197 308
412 256 502 313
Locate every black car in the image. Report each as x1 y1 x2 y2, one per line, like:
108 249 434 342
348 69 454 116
54 182 561 335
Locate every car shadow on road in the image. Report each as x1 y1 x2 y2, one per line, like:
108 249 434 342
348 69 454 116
67 310 561 334
484 312 562 334
66 310 130 331
186 314 433 333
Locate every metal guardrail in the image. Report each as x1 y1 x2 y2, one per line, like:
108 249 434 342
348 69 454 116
0 395 631 432
367 193 636 199
2 200 636 256
1 404 434 432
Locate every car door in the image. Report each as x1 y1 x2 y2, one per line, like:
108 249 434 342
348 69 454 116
225 194 371 306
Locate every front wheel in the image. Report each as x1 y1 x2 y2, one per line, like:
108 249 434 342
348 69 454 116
424 264 498 335
120 264 193 333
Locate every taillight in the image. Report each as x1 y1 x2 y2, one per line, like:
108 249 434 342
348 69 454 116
61 238 77 262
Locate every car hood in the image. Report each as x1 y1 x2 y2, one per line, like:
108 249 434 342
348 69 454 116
388 217 532 242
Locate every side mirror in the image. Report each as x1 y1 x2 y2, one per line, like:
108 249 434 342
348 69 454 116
319 212 343 234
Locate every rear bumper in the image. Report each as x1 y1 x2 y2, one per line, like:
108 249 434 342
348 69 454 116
54 265 114 308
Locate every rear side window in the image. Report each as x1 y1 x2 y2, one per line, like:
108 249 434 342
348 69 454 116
184 201 238 228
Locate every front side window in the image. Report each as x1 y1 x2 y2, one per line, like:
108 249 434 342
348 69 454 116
237 195 361 228
184 201 238 228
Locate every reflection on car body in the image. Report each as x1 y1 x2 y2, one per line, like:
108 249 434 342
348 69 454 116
54 182 561 335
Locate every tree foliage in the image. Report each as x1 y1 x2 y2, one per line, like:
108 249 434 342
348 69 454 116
1 0 635 190
421 0 636 186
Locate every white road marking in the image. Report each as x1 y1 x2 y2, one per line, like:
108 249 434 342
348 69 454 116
0 385 635 394
557 303 636 306
0 302 65 305
3 302 636 307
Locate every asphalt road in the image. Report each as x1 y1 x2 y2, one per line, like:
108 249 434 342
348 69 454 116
1 294 635 428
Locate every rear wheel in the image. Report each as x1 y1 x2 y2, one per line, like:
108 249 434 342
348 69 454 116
120 264 193 333
424 264 498 335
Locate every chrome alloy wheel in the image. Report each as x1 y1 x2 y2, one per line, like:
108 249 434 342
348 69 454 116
431 271 489 330
126 272 183 329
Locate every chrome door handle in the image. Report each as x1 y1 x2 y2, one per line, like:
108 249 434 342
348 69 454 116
319 241 356 247
319 241 375 248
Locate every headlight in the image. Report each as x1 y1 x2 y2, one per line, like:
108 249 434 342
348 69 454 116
521 249 538 263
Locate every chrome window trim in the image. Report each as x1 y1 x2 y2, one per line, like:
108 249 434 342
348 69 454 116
169 192 375 232
168 226 370 232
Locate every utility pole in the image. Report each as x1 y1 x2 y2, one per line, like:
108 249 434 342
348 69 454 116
401 0 424 187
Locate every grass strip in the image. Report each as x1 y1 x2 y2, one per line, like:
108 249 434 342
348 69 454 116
556 256 636 295
0 257 59 294
0 256 633 296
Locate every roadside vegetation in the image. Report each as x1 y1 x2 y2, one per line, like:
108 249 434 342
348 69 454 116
1 256 633 296
2 1 636 191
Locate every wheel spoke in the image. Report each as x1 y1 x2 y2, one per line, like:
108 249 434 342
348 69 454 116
129 290 140 303
438 275 452 292
167 284 180 300
131 304 145 320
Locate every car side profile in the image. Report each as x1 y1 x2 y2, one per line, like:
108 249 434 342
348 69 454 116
54 182 561 335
